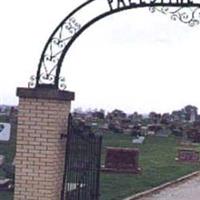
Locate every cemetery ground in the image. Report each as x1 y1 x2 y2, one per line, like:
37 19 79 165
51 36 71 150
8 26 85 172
1 130 200 200
137 174 200 200
0 118 16 200
100 133 200 200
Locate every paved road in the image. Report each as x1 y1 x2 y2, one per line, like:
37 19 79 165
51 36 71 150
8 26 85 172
139 174 200 200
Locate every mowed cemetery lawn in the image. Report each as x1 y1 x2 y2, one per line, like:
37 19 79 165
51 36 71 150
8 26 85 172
100 133 200 200
1 131 200 200
0 120 16 200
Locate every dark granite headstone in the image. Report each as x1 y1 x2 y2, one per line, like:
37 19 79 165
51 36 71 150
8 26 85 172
177 149 200 163
186 129 200 143
193 132 200 143
102 147 140 173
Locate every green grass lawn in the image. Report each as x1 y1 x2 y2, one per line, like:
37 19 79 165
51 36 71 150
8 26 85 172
1 130 200 200
0 191 13 200
0 121 16 200
100 133 200 200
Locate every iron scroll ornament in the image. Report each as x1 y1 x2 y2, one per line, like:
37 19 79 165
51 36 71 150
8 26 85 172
30 0 200 89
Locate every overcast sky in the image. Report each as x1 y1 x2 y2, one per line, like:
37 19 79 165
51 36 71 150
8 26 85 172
1 0 200 114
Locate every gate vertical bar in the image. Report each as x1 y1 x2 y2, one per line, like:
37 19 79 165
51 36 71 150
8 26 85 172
95 135 102 200
61 113 72 200
61 115 102 200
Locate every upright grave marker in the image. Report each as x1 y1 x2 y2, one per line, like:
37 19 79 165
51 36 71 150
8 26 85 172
102 147 141 173
177 149 200 163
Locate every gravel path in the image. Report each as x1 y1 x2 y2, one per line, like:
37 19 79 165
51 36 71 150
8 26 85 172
139 174 200 200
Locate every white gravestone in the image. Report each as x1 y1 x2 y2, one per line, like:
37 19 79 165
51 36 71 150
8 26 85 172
0 123 11 141
132 136 145 144
0 155 5 166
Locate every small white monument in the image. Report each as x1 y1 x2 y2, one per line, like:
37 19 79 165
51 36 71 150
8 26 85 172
0 155 5 166
0 123 11 141
132 136 145 144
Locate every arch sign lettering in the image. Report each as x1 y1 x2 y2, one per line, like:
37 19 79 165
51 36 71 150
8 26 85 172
29 0 200 89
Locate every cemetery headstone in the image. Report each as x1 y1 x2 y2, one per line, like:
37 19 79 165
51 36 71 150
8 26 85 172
102 147 141 173
177 149 200 163
155 128 171 137
132 136 145 144
186 128 200 143
0 178 13 191
0 123 11 141
193 132 200 143
0 155 5 167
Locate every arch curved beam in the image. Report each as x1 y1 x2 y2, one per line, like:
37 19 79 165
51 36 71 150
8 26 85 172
30 0 200 89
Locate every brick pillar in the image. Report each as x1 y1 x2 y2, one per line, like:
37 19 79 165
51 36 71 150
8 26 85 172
14 87 74 200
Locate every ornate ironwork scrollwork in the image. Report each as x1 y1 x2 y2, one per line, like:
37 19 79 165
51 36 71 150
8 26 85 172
32 0 200 90
59 77 67 90
150 6 200 27
29 74 67 90
28 75 37 88
36 17 81 89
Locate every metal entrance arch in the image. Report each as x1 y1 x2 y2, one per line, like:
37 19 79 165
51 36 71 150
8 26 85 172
28 0 200 90
26 1 200 200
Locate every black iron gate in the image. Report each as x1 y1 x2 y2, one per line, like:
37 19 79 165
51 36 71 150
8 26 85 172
61 114 102 200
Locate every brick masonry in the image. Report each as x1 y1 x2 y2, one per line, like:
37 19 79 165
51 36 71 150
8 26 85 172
14 88 74 200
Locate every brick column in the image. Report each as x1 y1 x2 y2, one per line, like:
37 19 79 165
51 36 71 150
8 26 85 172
14 87 74 200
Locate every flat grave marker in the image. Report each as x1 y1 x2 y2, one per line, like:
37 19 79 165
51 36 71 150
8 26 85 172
177 149 200 163
102 147 141 173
